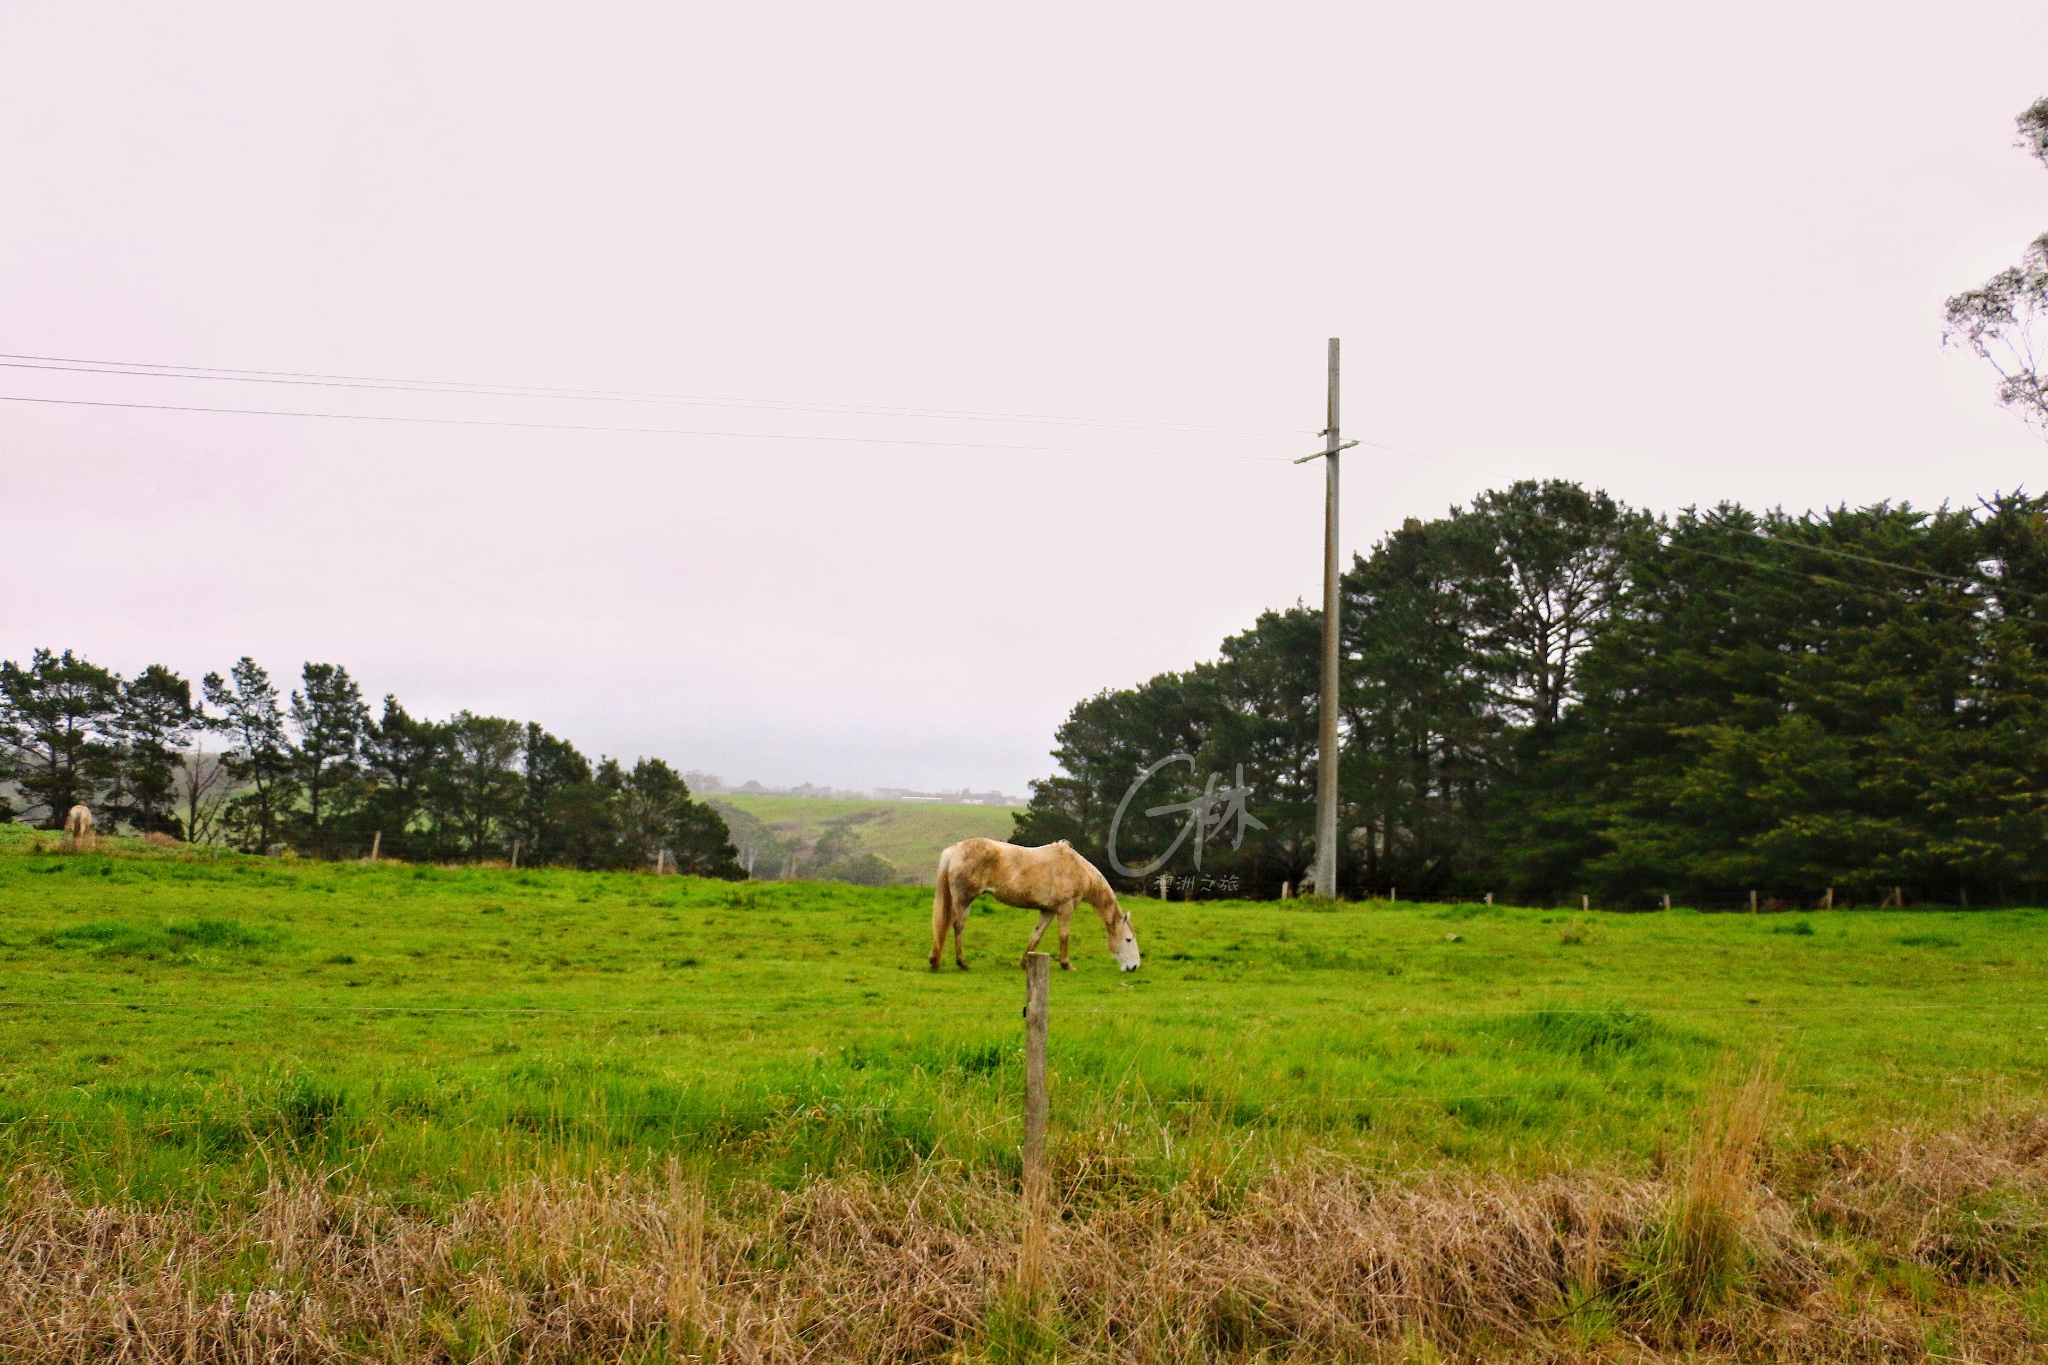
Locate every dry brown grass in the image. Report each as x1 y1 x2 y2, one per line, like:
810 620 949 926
3 1108 2045 1363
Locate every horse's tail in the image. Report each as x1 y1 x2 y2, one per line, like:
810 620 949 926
931 846 957 961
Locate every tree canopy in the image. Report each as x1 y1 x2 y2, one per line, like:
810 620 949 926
1 653 742 877
1018 481 2048 907
1944 98 2048 437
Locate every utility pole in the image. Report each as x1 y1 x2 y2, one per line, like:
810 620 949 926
1296 339 1357 897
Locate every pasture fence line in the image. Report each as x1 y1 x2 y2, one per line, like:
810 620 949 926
0 998 2045 1019
0 1077 2008 1133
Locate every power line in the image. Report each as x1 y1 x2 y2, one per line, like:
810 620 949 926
1676 541 2048 618
0 393 1295 465
1352 440 2008 591
0 351 1312 440
1717 525 1980 586
1356 439 1514 483
4 361 2030 583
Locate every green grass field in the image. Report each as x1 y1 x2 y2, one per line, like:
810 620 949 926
3 822 2044 1211
708 794 1017 881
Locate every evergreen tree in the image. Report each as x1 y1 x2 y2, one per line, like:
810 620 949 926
108 664 197 834
432 711 524 859
0 649 122 827
517 723 596 863
599 757 744 878
1020 484 2048 904
289 662 370 855
359 696 445 858
203 658 296 853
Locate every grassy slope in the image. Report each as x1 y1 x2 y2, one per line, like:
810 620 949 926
707 795 1016 881
1 825 2045 1209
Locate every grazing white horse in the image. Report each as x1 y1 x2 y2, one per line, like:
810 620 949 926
63 805 95 851
930 838 1140 972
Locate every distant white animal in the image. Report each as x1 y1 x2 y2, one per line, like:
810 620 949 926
63 805 96 851
930 838 1141 973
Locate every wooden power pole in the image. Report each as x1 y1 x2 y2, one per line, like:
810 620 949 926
1297 339 1356 897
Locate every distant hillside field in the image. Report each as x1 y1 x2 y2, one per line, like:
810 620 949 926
707 795 1016 882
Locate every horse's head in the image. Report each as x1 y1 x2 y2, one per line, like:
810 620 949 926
1081 861 1141 971
1109 906 1141 972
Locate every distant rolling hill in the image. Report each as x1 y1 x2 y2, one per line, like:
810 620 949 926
705 795 1018 884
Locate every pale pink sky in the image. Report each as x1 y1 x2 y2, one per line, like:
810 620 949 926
3 3 2045 792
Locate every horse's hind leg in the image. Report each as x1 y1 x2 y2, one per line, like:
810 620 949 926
952 891 971 970
1057 904 1072 970
930 872 954 971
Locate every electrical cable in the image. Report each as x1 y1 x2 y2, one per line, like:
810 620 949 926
0 351 1312 439
1351 441 2008 592
0 393 1295 464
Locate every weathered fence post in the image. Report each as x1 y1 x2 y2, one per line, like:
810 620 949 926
368 830 381 863
1662 892 1671 912
1021 951 1051 1294
1749 889 1758 914
1824 886 1834 910
511 837 519 870
1582 894 1590 912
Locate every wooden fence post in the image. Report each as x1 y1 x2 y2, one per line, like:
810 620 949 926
1021 951 1051 1294
1824 886 1834 910
1749 889 1758 914
368 830 381 863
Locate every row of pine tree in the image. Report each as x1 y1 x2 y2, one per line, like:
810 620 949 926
0 652 742 875
1017 481 2048 907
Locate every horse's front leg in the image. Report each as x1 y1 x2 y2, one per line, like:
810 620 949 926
1022 909 1054 966
1057 903 1072 970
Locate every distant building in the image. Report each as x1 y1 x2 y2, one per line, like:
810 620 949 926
874 786 1026 807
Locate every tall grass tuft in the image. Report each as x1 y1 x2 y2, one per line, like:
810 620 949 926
1636 1054 1784 1319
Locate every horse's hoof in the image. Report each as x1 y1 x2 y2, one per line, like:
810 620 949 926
956 961 969 971
1060 962 1073 971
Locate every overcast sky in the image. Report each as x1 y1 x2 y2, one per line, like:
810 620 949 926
3 3 2046 794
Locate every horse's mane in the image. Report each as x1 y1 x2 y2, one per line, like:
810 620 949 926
1058 843 1120 916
